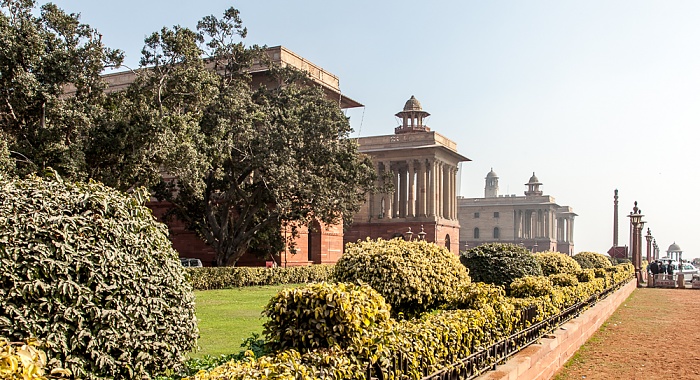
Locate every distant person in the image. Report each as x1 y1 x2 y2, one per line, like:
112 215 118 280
650 261 659 275
667 262 674 276
659 262 667 279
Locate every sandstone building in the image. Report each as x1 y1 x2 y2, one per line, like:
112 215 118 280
457 170 576 255
344 96 471 254
103 46 358 266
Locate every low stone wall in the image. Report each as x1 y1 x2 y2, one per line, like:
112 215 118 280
476 279 637 380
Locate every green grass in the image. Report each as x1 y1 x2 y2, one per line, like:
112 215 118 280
190 284 297 358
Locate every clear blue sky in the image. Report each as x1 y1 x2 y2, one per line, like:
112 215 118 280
46 1 700 259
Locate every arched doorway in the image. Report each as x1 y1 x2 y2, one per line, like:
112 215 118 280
308 220 322 264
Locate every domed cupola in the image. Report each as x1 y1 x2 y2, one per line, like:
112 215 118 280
485 168 499 198
395 95 431 134
525 172 543 196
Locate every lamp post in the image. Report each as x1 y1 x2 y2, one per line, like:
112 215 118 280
533 242 538 253
406 227 413 241
628 202 644 286
418 225 426 241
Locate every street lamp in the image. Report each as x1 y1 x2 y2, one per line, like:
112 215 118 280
533 242 538 253
406 227 413 241
418 225 426 241
628 202 645 286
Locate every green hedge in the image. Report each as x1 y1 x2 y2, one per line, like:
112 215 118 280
333 238 471 317
192 263 634 379
187 265 334 290
0 174 197 379
460 243 542 289
573 251 613 269
535 251 582 276
262 282 391 351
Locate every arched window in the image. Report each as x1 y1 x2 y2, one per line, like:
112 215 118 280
445 234 451 250
494 227 500 239
474 228 480 239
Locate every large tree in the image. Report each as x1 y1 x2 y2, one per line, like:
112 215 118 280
129 8 376 266
0 0 123 178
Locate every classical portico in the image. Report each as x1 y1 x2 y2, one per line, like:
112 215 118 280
344 96 470 254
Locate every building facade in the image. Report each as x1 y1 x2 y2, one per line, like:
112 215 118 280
344 96 471 254
118 46 359 266
458 170 576 255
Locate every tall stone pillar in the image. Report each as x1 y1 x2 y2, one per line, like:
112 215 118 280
416 161 425 217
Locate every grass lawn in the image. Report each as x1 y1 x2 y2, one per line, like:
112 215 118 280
189 284 297 358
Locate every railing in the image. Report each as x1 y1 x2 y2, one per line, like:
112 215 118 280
365 281 627 380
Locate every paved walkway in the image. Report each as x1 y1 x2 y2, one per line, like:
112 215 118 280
552 287 700 380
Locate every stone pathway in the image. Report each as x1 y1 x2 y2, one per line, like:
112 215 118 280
553 287 700 380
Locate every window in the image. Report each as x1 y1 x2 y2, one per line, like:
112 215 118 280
474 212 480 218
493 227 500 239
494 212 499 218
474 228 480 239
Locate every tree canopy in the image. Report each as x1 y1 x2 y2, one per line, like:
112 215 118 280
1 1 376 266
0 0 123 178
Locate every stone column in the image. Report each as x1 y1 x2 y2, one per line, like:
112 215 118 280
383 161 393 219
568 217 575 243
408 160 415 218
437 161 443 218
372 162 381 218
425 160 436 216
391 168 401 218
399 165 407 218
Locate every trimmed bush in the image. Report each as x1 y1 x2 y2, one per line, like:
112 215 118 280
460 243 542 289
576 269 596 283
0 337 71 379
509 276 554 298
188 265 334 290
332 238 471 317
573 251 613 269
0 174 198 379
549 273 579 287
262 282 391 351
535 251 582 276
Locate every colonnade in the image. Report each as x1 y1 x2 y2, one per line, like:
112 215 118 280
513 209 575 243
556 217 574 243
372 158 457 220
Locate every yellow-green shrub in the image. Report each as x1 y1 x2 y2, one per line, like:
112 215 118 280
262 282 391 351
549 273 579 287
0 337 70 379
535 251 582 275
573 251 613 269
189 348 365 380
576 269 596 282
333 238 471 317
510 276 554 298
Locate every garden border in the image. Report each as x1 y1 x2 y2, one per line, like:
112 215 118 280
474 278 636 380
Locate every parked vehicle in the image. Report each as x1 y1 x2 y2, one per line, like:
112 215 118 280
180 258 203 268
663 261 699 282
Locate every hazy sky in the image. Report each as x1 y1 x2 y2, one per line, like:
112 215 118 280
45 1 700 259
